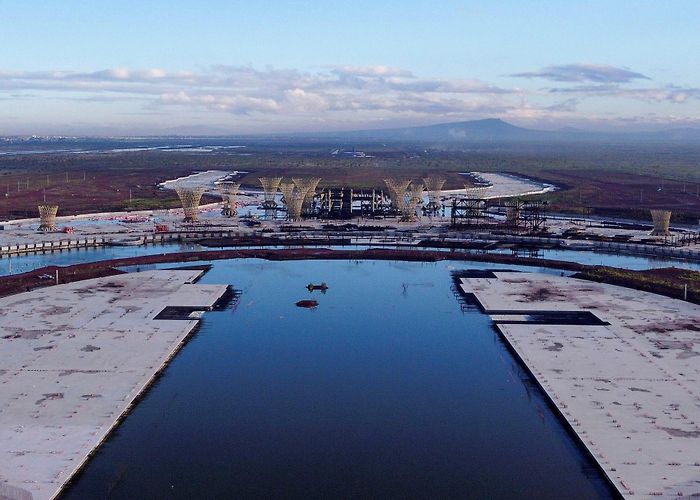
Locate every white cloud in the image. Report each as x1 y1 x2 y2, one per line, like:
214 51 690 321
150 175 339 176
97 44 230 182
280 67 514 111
0 63 698 132
512 63 650 83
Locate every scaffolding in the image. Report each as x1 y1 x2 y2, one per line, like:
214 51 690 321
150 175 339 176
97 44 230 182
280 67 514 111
451 198 488 227
650 209 672 236
451 198 547 232
38 205 58 231
175 186 206 222
258 177 282 208
217 182 240 217
502 199 548 232
423 176 446 211
504 200 521 228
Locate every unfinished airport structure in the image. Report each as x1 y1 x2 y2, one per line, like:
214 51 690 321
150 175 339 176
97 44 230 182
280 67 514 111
175 186 206 223
423 176 446 212
650 208 672 236
259 176 427 220
451 196 549 233
10 170 697 252
37 204 58 232
217 181 240 217
259 177 282 209
1 167 700 499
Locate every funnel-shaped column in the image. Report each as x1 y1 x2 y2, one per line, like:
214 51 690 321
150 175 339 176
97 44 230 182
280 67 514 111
423 176 445 210
175 186 206 222
259 177 282 209
650 209 671 236
38 205 58 231
400 182 424 221
217 182 240 217
384 178 411 214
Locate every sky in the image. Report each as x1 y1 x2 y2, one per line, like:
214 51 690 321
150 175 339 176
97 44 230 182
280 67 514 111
1 0 700 135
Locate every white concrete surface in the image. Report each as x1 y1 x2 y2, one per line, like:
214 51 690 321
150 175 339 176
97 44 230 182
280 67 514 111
0 270 228 500
158 169 239 191
452 171 556 199
459 272 700 498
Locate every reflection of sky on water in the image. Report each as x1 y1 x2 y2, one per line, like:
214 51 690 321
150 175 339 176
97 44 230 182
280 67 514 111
1 240 699 278
63 258 616 499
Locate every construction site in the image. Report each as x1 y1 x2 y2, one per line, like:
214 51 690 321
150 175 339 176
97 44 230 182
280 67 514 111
0 169 697 263
0 167 699 500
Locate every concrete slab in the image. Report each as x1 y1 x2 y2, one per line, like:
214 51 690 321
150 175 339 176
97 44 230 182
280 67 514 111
0 270 228 500
459 272 700 498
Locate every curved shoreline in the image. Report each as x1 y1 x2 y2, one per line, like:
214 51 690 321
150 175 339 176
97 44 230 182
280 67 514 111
1 246 697 304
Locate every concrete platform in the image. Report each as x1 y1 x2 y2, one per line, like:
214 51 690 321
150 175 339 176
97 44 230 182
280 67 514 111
458 272 700 498
0 270 228 500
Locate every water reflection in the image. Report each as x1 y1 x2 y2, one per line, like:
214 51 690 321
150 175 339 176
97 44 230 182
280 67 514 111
63 259 615 499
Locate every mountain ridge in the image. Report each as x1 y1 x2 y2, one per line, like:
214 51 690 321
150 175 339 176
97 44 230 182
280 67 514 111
306 118 700 144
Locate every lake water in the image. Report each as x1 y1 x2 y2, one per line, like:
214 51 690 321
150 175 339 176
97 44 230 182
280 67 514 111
61 259 615 499
1 240 699 278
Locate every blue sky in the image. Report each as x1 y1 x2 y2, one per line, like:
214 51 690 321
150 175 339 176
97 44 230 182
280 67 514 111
1 0 699 135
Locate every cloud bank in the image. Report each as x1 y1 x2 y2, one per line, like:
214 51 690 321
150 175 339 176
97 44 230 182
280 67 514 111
0 63 697 133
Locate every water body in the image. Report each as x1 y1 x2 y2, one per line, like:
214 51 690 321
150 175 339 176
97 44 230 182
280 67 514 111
1 240 699 277
62 259 615 499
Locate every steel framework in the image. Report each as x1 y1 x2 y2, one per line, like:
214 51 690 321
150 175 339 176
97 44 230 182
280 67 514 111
175 186 206 222
38 205 58 231
217 182 240 217
400 182 424 221
451 198 548 232
450 198 489 227
286 191 306 221
293 177 321 214
384 178 411 216
650 209 672 236
279 181 296 209
503 200 548 232
423 176 446 211
258 177 282 208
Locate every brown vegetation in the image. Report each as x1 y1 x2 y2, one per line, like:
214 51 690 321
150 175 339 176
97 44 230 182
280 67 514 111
573 266 700 304
2 143 700 221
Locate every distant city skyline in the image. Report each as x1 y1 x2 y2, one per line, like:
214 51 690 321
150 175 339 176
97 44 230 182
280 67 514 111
2 0 700 135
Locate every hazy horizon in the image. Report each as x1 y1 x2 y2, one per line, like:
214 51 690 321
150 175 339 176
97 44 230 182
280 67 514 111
3 1 700 135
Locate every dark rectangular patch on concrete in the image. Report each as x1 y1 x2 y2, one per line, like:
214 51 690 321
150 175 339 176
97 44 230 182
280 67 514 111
494 311 609 326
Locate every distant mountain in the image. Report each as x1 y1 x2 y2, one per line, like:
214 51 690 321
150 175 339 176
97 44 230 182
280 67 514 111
323 119 547 142
4 118 700 146
310 118 700 144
